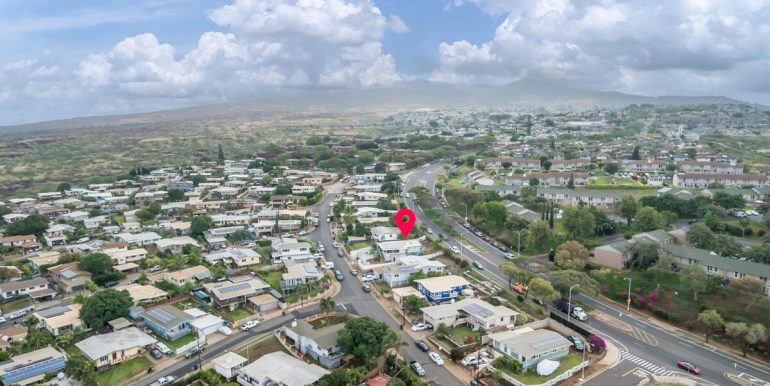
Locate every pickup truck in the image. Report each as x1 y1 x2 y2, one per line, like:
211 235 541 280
552 299 588 321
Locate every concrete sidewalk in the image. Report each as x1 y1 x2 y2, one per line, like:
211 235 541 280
567 341 621 386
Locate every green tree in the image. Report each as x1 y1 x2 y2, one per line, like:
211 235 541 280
167 188 185 202
525 221 551 251
57 182 72 193
403 294 429 314
78 253 113 276
631 207 666 232
703 210 720 231
681 265 708 300
562 206 595 240
554 241 590 270
319 297 335 315
624 241 660 271
218 143 225 164
730 276 765 311
500 262 534 287
64 354 97 386
337 317 396 366
5 214 49 236
726 322 766 357
567 173 575 189
686 223 717 250
712 192 745 210
686 148 697 159
604 163 620 175
190 215 213 238
80 289 133 328
527 278 561 303
136 208 155 221
631 146 641 160
548 270 599 295
697 309 724 343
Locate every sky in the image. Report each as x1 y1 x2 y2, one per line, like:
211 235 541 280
1 0 770 125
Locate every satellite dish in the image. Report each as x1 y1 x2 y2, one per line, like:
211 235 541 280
57 372 65 380
291 320 297 328
450 299 455 304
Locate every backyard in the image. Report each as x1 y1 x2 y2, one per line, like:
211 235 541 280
0 298 31 313
222 307 254 322
234 333 290 362
448 325 478 344
497 353 583 385
256 270 283 291
158 334 198 350
95 356 152 386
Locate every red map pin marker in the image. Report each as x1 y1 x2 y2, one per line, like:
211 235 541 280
395 208 416 239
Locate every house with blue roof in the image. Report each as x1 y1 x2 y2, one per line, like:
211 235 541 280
143 304 193 341
414 275 470 303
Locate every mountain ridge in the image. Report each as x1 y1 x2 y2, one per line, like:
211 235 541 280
0 78 750 136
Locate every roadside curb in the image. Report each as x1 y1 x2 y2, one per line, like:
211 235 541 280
571 341 621 385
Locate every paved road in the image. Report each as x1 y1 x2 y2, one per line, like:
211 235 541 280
403 162 770 386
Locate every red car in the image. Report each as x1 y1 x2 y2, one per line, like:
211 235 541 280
512 285 525 295
677 361 701 375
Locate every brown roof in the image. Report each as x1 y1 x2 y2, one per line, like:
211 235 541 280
102 241 128 249
0 325 27 337
48 262 91 277
0 235 36 243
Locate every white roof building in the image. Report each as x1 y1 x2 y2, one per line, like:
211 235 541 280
237 351 329 386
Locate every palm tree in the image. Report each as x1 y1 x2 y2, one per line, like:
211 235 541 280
319 297 335 315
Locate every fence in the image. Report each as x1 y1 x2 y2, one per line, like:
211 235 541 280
492 360 589 386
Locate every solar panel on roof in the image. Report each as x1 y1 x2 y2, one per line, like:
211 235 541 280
219 282 250 293
303 265 317 274
463 303 493 318
37 305 71 318
148 308 175 323
529 334 566 351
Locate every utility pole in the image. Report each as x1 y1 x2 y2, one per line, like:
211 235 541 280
624 277 632 311
568 284 579 322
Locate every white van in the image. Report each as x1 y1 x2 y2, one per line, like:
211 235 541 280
323 261 335 270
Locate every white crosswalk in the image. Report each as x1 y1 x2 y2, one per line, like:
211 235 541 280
620 351 675 376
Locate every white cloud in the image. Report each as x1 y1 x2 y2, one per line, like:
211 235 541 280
0 0 402 124
434 0 770 98
389 15 410 33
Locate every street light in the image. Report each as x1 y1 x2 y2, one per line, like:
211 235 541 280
567 284 579 322
513 230 522 258
624 277 632 311
461 202 468 223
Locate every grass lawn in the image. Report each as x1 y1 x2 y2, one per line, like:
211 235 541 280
95 357 152 386
448 325 477 344
724 220 768 241
64 345 81 357
349 241 373 251
158 334 198 350
222 307 254 322
172 300 198 311
256 270 283 291
433 335 455 351
500 353 583 385
590 176 643 186
235 334 290 362
309 314 350 329
0 298 31 313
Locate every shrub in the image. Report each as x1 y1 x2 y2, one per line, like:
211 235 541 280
588 335 606 353
757 229 766 236
517 295 525 302
459 260 469 268
744 228 753 236
725 224 743 236
685 321 694 330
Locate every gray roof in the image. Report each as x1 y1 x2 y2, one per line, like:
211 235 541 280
492 329 571 358
143 305 193 330
538 187 623 199
0 277 49 293
76 327 157 361
239 351 329 386
664 244 770 279
286 320 344 349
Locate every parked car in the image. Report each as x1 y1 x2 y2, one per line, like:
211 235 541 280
333 241 339 248
687 219 698 224
318 244 325 252
461 355 478 367
439 233 448 240
677 361 701 375
361 274 377 282
349 268 358 276
450 246 460 254
427 228 433 234
148 265 161 273
429 352 444 366
362 284 371 292
241 320 260 331
149 376 175 386
410 361 426 377
335 270 344 281
504 253 515 260
150 348 163 360
337 250 344 257
298 230 309 236
185 346 203 359
511 284 526 295
103 281 119 288
472 261 484 270
412 323 428 332
155 343 172 355
567 336 585 351
415 340 429 352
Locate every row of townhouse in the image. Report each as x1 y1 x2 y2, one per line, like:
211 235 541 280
537 187 622 208
621 159 668 173
505 172 588 187
477 157 541 171
672 172 768 187
677 160 744 174
550 159 591 171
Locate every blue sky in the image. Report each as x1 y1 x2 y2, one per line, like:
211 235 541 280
1 0 768 124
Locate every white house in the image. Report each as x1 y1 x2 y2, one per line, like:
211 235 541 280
370 226 400 242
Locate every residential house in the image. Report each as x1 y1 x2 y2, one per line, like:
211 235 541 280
664 244 770 295
592 230 674 269
33 304 87 336
212 352 248 379
269 195 302 207
0 325 27 351
236 351 329 386
248 293 283 316
673 173 768 188
205 248 261 268
388 162 407 172
43 224 74 247
108 248 148 265
162 265 212 286
280 261 325 290
623 159 668 173
47 263 91 294
212 214 251 227
203 277 271 310
391 287 425 304
0 347 66 385
490 328 571 369
500 201 540 222
370 226 400 242
75 327 157 369
465 170 494 186
186 309 227 338
282 319 345 369
115 232 162 246
420 297 518 332
414 275 471 303
381 265 417 288
477 157 540 171
116 284 169 305
376 239 424 261
155 236 200 254
271 237 313 263
0 234 36 248
143 305 193 341
0 277 53 301
506 172 588 187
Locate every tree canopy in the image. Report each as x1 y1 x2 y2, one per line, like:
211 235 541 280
554 241 589 270
80 289 133 328
4 214 49 236
337 317 397 366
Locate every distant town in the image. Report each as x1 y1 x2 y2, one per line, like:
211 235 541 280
0 103 769 386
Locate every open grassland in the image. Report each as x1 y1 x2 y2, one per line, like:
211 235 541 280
0 111 390 197
702 135 770 165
